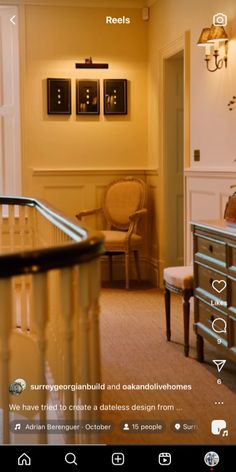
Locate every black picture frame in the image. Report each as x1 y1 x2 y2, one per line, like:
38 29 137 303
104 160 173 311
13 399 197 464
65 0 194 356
76 79 100 115
104 79 127 115
47 78 71 115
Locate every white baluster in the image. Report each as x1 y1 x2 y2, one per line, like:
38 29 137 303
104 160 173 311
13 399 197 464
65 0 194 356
47 270 62 406
78 263 91 397
31 207 38 249
19 205 26 249
12 278 21 330
32 272 48 444
89 258 101 421
25 276 33 333
0 279 12 443
0 205 3 251
8 205 15 252
60 267 75 443
75 264 92 443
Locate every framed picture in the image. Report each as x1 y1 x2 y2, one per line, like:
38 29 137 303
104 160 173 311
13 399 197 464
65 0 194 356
104 79 127 115
47 78 71 114
76 79 100 115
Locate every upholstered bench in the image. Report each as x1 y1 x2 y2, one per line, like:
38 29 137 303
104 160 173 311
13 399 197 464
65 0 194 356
163 266 193 357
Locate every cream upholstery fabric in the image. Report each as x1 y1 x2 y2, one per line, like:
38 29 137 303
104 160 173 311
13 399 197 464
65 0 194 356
104 180 144 229
163 266 193 290
102 230 142 251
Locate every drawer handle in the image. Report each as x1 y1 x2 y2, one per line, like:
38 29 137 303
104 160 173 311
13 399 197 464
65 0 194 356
208 244 213 253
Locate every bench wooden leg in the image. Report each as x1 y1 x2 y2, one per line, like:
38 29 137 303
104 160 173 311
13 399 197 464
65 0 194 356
183 290 191 357
164 286 171 341
108 255 113 282
197 334 204 362
125 253 130 290
134 250 141 282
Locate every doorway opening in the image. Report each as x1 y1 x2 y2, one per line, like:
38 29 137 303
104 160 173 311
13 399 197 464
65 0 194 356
0 6 21 195
163 50 184 267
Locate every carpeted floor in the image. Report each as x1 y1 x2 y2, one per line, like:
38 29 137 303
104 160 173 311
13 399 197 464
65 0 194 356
99 285 236 444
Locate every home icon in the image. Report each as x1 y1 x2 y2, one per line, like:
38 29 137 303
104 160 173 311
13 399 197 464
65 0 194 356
17 453 31 466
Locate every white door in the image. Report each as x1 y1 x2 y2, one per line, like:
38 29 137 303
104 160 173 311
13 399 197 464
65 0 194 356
0 6 21 195
164 51 184 266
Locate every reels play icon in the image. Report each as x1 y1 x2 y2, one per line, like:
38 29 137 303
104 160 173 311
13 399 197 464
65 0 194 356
158 452 171 466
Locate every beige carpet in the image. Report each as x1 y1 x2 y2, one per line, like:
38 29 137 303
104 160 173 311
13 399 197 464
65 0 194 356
98 285 236 444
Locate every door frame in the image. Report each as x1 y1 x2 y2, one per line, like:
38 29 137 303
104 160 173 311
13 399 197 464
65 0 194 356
158 31 190 283
0 5 21 195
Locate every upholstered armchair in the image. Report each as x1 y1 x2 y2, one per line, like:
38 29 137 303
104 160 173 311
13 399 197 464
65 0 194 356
76 177 147 289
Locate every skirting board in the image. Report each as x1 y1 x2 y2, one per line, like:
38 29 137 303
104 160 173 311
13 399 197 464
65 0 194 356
100 255 159 287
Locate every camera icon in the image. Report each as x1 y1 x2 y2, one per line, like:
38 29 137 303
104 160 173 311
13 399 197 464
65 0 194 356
213 13 227 27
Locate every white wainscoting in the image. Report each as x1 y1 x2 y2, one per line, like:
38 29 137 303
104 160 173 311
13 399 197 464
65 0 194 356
30 167 159 285
185 168 236 264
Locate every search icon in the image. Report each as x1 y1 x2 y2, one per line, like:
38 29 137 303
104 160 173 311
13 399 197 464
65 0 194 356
212 318 227 334
65 452 78 466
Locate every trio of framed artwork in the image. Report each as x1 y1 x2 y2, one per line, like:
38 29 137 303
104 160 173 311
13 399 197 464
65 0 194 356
47 78 127 115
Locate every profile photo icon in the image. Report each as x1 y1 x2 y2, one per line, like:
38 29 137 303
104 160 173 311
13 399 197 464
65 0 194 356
9 378 27 396
204 451 220 467
213 13 227 27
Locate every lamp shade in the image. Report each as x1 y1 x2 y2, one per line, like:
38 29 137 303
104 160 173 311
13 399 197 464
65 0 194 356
197 27 211 46
207 25 228 42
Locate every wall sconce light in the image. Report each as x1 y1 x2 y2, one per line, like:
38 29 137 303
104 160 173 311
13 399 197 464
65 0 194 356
197 25 228 72
75 57 109 69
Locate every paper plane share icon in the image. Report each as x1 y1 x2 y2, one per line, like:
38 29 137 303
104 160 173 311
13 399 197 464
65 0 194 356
213 360 226 372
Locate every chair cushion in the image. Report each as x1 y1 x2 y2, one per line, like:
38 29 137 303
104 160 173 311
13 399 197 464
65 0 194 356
163 266 193 290
104 180 144 229
102 230 142 251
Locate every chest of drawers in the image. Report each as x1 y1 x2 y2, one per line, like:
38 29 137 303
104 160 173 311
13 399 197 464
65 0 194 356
191 220 236 362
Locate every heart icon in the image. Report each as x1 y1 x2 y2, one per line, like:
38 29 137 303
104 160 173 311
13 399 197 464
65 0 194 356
212 280 227 293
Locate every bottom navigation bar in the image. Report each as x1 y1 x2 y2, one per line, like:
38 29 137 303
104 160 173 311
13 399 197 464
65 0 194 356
0 445 234 471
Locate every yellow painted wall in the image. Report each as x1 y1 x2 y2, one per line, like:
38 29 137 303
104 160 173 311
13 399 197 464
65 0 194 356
7 0 236 283
148 0 236 169
21 4 148 194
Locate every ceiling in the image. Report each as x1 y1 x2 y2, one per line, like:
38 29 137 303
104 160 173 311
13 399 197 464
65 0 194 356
3 0 153 7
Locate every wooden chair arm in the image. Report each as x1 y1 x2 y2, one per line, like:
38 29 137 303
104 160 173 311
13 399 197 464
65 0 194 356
76 208 102 220
129 208 147 222
125 208 147 243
